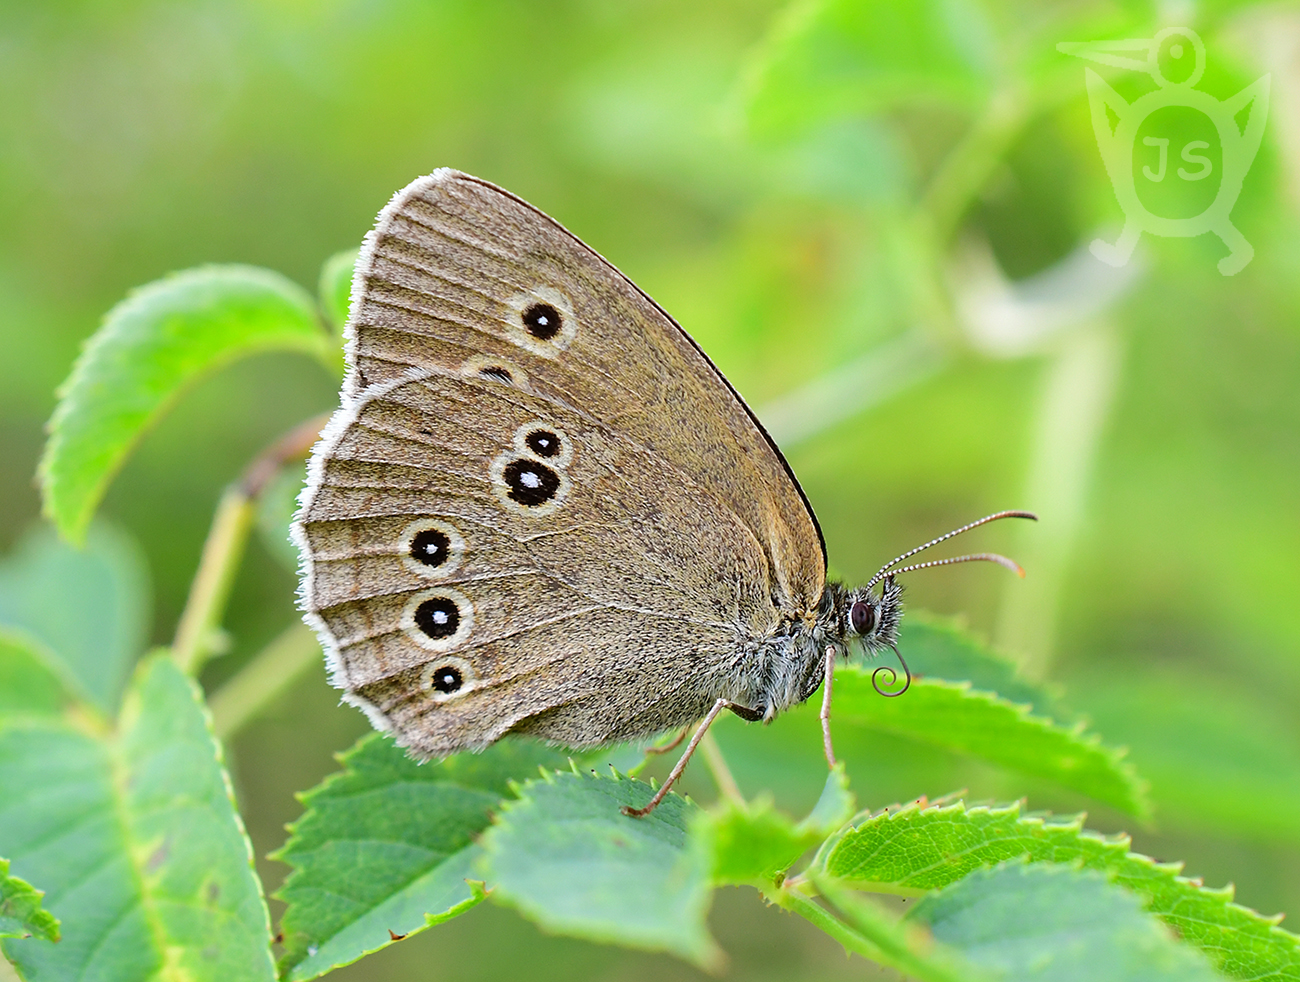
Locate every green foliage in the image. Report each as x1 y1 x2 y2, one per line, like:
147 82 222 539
906 862 1225 982
273 734 566 981
39 265 337 544
481 768 721 969
6 3 1298 980
0 522 149 713
831 664 1148 817
0 858 59 943
741 0 996 138
899 616 1068 720
815 799 1300 980
0 647 275 981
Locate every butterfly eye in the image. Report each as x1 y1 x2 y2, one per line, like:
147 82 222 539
850 600 877 635
429 665 463 693
522 302 562 340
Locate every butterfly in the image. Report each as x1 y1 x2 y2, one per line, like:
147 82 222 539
293 169 1033 815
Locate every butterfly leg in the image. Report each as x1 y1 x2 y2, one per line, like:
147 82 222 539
644 726 689 756
622 698 729 818
820 645 836 768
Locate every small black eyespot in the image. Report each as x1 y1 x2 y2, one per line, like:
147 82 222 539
414 597 460 639
525 428 562 458
479 366 513 383
430 665 463 693
850 600 877 635
503 458 561 507
409 528 451 568
522 302 562 341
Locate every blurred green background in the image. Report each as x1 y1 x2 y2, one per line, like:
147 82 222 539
2 0 1298 979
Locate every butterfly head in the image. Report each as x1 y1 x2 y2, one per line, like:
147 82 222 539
841 577 903 656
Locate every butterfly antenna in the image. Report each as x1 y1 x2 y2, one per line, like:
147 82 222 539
873 644 911 697
887 552 1025 578
866 510 1037 590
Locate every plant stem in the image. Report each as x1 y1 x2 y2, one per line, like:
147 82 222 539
172 487 256 676
210 622 321 739
995 323 1122 678
764 884 889 963
921 84 1028 244
699 732 745 806
171 413 329 677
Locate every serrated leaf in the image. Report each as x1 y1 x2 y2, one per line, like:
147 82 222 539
907 862 1225 982
40 264 336 543
0 654 275 981
833 665 1148 817
0 858 59 942
816 799 1300 981
740 0 995 139
318 249 358 333
900 615 1068 720
481 769 720 969
0 523 148 713
272 734 566 981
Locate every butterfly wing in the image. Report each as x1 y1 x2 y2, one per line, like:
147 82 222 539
295 170 825 756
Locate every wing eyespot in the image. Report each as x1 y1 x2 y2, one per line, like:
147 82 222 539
504 287 576 357
461 354 530 390
512 419 574 468
401 587 474 652
418 655 475 703
399 518 465 579
490 451 570 517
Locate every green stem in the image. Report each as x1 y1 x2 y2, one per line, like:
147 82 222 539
700 732 745 806
764 884 889 963
920 84 1028 244
172 487 255 676
171 413 329 678
209 622 321 739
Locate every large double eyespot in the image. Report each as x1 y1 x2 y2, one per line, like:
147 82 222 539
491 420 575 517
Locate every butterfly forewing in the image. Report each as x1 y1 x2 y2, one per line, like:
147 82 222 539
295 169 825 756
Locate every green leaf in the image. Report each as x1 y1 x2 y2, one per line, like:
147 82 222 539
40 264 335 544
272 734 566 981
0 654 275 981
0 857 59 942
695 766 853 888
318 248 358 334
740 0 995 139
816 799 1300 981
0 632 73 721
0 522 149 714
481 768 720 969
906 862 1225 982
833 665 1149 817
900 614 1068 720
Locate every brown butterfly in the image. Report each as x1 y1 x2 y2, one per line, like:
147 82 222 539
293 169 1033 815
